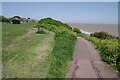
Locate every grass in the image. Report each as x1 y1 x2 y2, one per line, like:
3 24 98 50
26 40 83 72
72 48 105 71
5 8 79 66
3 22 36 47
2 17 77 78
2 22 55 78
38 18 77 78
46 33 76 78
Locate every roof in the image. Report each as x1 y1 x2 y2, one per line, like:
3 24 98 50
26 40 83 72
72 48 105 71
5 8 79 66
12 18 20 20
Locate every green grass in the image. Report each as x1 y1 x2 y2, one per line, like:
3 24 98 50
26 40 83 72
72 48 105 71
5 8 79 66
38 18 77 78
2 22 36 47
46 33 76 78
2 17 77 78
2 22 55 78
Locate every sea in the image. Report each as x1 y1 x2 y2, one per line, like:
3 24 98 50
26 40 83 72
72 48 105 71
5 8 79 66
68 23 118 37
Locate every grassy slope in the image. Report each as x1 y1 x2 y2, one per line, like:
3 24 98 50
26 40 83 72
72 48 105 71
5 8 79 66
2 22 55 78
38 18 77 78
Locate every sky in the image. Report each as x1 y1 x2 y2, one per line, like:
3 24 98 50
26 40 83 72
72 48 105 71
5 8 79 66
1 0 120 2
2 2 118 24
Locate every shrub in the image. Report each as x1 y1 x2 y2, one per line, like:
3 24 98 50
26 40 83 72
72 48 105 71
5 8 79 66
73 28 81 33
0 16 10 23
38 17 72 30
90 31 114 39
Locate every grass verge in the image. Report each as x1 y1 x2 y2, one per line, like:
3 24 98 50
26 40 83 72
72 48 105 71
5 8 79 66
46 33 76 78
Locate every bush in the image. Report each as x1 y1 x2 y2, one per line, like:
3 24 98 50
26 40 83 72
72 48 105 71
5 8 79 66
73 28 81 33
0 16 10 23
90 31 114 39
38 17 72 30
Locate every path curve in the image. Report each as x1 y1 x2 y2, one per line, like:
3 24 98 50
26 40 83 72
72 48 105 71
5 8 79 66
69 37 118 79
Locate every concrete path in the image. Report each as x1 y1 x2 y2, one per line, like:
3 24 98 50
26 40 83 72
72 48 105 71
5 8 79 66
69 37 118 79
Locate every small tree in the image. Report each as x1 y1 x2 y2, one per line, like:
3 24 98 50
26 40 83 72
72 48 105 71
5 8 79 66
73 28 81 33
90 31 114 39
0 16 10 23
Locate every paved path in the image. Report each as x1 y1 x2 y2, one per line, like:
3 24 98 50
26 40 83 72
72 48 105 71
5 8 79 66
69 37 118 79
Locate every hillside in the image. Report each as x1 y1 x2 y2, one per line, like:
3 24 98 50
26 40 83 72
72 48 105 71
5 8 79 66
2 18 77 78
38 18 77 78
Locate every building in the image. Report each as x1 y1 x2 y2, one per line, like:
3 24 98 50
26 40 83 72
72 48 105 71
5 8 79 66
12 18 20 24
20 18 27 23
